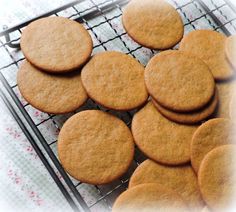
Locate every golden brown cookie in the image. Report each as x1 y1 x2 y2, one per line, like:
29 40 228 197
112 183 189 212
20 17 93 73
17 61 87 114
129 160 204 210
191 118 236 173
152 88 218 124
81 51 148 110
122 0 184 49
145 50 215 112
180 30 234 81
198 145 236 211
131 102 198 165
216 80 236 118
225 35 236 70
58 110 134 185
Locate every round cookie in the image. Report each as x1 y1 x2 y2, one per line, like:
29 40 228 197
81 51 148 110
17 61 88 114
198 145 236 211
180 30 234 81
191 118 236 173
216 79 236 118
131 102 198 165
145 50 215 112
225 35 236 70
152 88 218 124
112 183 189 212
20 17 93 73
58 110 134 185
122 0 184 49
129 160 204 210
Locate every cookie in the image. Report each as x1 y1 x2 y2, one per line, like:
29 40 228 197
112 183 189 212
81 51 148 110
191 118 236 173
180 30 234 81
17 61 87 114
129 160 204 210
20 17 93 73
122 0 184 49
131 102 198 165
198 145 236 211
152 88 218 124
145 50 215 112
225 35 236 69
58 110 134 185
216 80 236 118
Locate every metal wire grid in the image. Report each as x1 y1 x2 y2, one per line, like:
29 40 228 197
0 0 236 211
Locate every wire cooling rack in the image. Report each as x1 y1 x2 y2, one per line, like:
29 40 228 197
0 0 236 211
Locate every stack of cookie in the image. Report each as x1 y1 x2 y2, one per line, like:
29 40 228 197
145 50 217 125
179 30 236 121
17 0 236 211
18 16 93 114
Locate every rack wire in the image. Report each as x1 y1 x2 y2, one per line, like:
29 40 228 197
0 0 236 211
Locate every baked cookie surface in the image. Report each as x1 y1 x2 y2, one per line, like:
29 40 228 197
81 51 148 110
122 0 184 49
180 30 233 81
131 102 198 165
191 118 236 173
17 61 87 114
129 160 204 210
112 183 189 212
198 145 236 211
20 17 93 73
145 50 215 112
58 110 134 185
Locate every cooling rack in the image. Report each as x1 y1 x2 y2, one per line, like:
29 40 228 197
0 0 236 211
